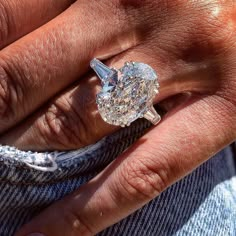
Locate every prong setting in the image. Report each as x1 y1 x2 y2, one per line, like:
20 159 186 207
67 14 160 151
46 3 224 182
91 59 161 127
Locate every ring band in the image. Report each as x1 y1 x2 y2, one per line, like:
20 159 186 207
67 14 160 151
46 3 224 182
90 58 161 127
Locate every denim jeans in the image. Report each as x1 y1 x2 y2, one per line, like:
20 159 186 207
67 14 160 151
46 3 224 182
0 119 235 236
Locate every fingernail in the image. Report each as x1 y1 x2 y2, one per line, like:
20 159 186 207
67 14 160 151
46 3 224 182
27 233 45 236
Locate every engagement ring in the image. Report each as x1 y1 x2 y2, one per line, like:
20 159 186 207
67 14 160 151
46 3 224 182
90 59 161 127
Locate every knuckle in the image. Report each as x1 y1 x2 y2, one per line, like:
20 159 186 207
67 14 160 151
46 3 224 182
197 1 236 48
38 104 82 149
0 64 24 131
119 153 170 201
38 95 98 149
61 206 94 236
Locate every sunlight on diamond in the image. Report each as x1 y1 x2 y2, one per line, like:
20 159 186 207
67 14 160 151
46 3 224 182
94 62 159 126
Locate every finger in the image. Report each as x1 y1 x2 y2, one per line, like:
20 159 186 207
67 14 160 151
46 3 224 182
0 0 139 133
1 74 118 150
0 46 180 150
15 93 236 236
0 0 75 49
1 43 219 151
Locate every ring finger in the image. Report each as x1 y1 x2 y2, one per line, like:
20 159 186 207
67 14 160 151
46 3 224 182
0 44 214 151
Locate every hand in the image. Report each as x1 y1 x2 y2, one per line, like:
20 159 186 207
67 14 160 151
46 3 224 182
0 0 136 150
0 0 234 235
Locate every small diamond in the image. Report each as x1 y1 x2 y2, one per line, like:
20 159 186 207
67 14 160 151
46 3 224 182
93 61 159 126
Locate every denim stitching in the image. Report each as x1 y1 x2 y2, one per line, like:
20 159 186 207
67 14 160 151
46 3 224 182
0 120 151 185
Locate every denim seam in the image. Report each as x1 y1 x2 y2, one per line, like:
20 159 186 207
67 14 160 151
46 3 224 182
0 172 91 186
0 121 150 168
0 131 147 185
0 133 133 170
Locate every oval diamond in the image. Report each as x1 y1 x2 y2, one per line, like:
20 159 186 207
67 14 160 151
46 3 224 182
96 62 159 126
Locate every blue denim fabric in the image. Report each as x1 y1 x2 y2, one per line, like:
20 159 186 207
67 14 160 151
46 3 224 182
0 119 235 236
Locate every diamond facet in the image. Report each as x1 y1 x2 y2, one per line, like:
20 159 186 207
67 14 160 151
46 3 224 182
91 59 159 126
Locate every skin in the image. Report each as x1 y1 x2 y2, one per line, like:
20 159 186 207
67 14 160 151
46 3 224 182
0 0 234 235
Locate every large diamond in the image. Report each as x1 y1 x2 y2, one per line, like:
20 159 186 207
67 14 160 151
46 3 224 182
91 60 159 127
